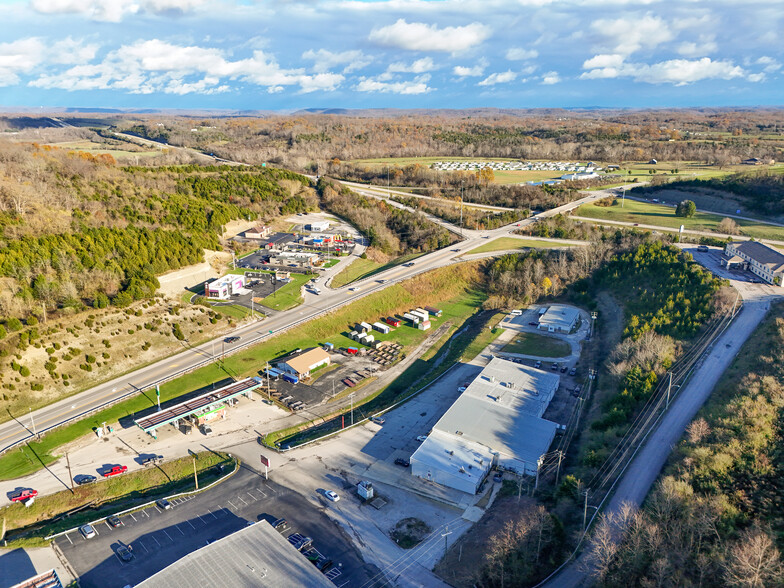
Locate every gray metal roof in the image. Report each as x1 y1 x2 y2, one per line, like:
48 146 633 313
135 520 333 588
538 305 581 329
730 241 784 272
411 429 495 479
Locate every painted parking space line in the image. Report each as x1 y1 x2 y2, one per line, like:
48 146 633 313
227 500 237 510
130 513 137 522
142 510 150 518
152 535 161 547
247 492 258 501
207 508 218 519
252 487 267 498
196 514 208 525
64 534 73 545
104 521 112 531
162 529 173 542
93 527 100 536
175 524 185 535
137 541 148 554
186 519 196 529
236 496 247 505
154 506 161 514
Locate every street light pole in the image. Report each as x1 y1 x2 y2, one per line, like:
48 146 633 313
29 407 37 439
350 392 355 426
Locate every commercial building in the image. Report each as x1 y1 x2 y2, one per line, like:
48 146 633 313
722 241 784 286
135 520 333 588
260 232 297 251
9 569 64 588
271 251 319 266
306 221 330 232
205 275 246 300
243 225 272 240
277 347 331 378
537 305 580 333
410 358 560 494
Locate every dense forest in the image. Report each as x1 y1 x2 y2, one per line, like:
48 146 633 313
474 240 729 586
317 178 455 257
92 109 784 171
593 303 784 587
0 140 314 324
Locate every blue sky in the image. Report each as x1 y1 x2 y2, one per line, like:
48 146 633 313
0 0 782 110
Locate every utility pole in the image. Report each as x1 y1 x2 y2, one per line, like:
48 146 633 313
583 490 590 532
156 385 161 412
189 449 199 489
29 408 37 440
66 452 74 493
350 392 355 426
590 311 598 339
534 456 543 494
441 525 452 554
460 182 464 238
621 186 626 208
555 450 563 486
666 371 673 410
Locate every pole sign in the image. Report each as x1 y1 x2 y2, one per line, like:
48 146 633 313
260 454 270 468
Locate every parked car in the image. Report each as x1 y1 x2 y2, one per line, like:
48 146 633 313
107 516 123 527
560 365 568 373
529 322 539 327
224 336 240 343
534 360 542 369
157 498 172 510
202 424 213 436
370 416 385 425
76 475 97 486
569 367 577 376
324 490 340 502
394 458 410 467
116 545 134 562
416 435 428 442
272 518 290 533
80 524 96 539
10 489 37 502
103 465 127 478
550 363 559 371
142 455 163 467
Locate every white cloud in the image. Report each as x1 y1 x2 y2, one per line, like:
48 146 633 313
453 57 488 78
50 37 100 65
478 70 516 86
506 47 538 61
387 57 436 74
756 56 781 73
31 0 204 21
29 39 345 95
747 73 765 83
0 38 45 86
368 19 490 53
301 49 370 74
355 74 431 95
677 35 717 58
541 71 560 85
583 54 624 69
581 57 746 86
591 14 674 56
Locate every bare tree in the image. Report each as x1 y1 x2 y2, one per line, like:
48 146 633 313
687 417 711 444
718 217 740 235
724 526 783 588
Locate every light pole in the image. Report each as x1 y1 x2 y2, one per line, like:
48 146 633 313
621 186 626 208
29 407 37 439
188 449 199 490
350 392 355 426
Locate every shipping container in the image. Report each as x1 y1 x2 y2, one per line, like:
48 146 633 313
386 317 401 327
346 347 359 355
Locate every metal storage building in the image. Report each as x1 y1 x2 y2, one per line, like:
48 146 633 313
276 347 331 378
410 358 559 493
537 305 580 333
372 322 390 334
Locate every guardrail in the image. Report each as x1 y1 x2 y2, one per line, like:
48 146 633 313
44 455 239 541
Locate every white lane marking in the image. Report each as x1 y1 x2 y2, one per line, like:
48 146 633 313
65 534 73 545
152 535 161 547
186 519 196 529
247 492 258 501
236 496 247 505
176 524 185 535
227 500 237 510
162 529 173 542
130 513 137 522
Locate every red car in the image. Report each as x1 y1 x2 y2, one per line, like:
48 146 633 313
11 489 38 502
103 465 128 477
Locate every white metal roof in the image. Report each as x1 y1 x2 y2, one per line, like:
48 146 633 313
411 429 495 479
135 520 333 588
538 305 580 330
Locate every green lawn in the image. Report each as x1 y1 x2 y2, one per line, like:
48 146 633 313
0 265 484 480
322 258 340 268
575 199 784 241
331 252 424 287
467 237 576 255
502 332 571 358
212 304 258 320
4 451 232 542
259 273 312 311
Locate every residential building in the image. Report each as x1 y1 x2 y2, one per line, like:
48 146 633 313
722 241 784 286
277 347 331 378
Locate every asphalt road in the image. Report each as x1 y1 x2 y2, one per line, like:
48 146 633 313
541 248 782 588
0 183 611 457
55 465 378 588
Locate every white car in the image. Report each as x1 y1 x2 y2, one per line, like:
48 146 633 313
325 490 340 502
349 287 361 292
80 524 96 539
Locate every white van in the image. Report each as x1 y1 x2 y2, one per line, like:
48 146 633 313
510 309 523 316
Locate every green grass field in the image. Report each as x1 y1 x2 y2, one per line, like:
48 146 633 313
575 199 784 241
502 332 571 358
4 451 232 541
331 252 423 287
211 304 258 320
467 237 576 255
259 273 312 310
0 265 484 480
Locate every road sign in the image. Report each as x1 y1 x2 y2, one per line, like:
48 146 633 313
260 454 270 467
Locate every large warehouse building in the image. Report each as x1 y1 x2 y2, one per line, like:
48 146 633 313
411 357 560 494
537 304 580 333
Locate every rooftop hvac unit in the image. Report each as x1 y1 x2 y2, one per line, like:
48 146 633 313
448 450 454 456
490 375 496 383
459 467 466 474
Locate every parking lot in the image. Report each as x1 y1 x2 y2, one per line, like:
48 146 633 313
55 467 377 588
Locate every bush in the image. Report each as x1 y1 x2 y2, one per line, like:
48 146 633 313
675 199 697 218
19 366 30 377
0 325 6 339
6 318 23 332
93 292 110 308
172 323 186 341
26 316 38 326
86 354 96 364
31 383 44 391
79 363 92 372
